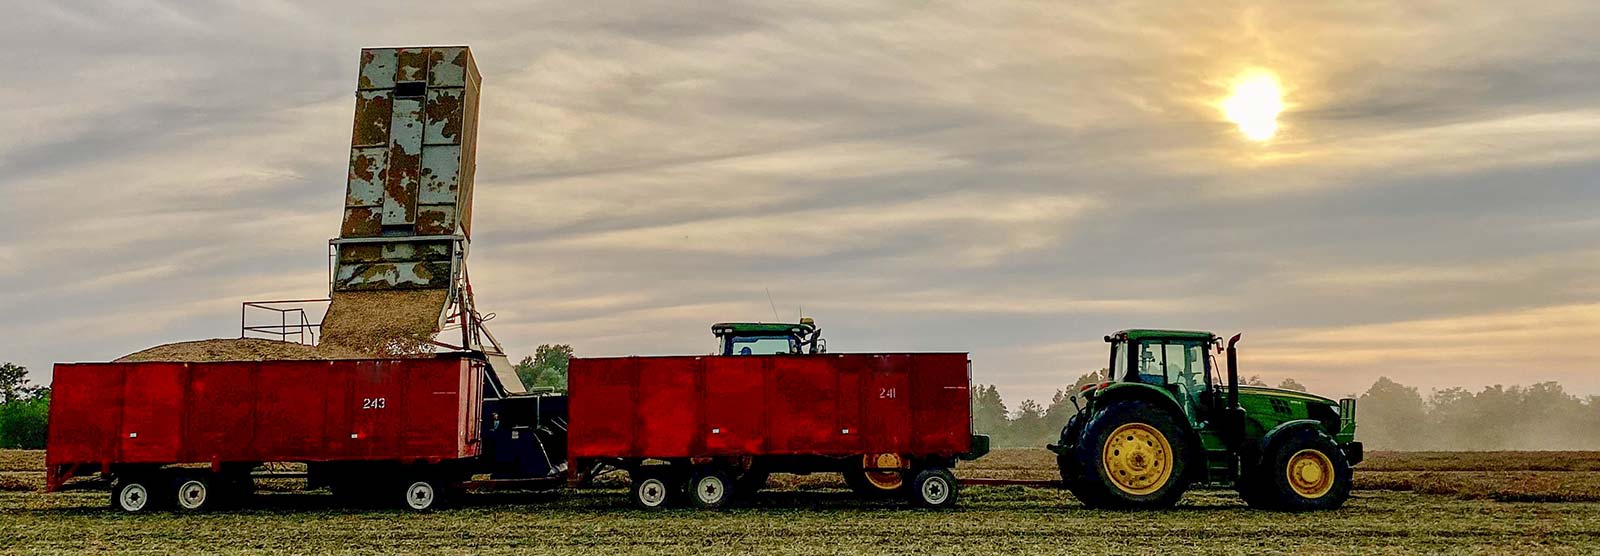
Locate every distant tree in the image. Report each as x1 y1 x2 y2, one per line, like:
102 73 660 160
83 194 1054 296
1244 375 1269 387
1357 377 1427 450
0 363 37 404
1010 399 1048 447
0 363 48 449
1277 378 1308 392
514 344 573 391
972 384 1009 441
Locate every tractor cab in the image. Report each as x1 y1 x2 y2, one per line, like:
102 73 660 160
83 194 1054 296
712 318 826 356
1105 329 1218 415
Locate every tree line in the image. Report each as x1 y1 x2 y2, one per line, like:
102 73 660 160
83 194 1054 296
974 371 1600 451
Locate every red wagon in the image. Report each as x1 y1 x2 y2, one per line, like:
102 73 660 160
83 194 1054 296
567 352 988 508
44 356 521 511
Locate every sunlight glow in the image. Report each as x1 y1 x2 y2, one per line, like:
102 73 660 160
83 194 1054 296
1221 70 1284 141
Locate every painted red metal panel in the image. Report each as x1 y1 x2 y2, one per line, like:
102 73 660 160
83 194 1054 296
45 356 483 482
568 353 972 460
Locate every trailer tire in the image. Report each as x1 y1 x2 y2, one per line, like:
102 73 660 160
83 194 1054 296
630 470 675 510
688 470 734 509
399 477 445 512
908 468 959 509
112 475 167 513
173 475 215 512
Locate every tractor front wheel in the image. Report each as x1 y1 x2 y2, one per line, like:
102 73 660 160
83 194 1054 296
1246 428 1352 511
1072 400 1190 509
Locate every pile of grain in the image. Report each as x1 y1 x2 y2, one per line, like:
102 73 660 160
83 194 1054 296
319 288 450 356
116 338 366 363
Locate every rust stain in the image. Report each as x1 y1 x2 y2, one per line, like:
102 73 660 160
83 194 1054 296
341 208 381 237
340 244 383 263
352 92 392 147
396 48 429 82
425 89 463 143
416 207 453 235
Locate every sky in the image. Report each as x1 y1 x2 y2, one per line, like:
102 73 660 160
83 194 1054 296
2 1 1598 407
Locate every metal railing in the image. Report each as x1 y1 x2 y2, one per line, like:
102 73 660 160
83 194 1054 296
241 298 331 345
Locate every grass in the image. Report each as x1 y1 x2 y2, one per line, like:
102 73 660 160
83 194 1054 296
3 449 1600 554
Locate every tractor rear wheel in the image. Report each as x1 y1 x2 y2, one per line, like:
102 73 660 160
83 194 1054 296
1072 400 1190 509
1249 428 1352 511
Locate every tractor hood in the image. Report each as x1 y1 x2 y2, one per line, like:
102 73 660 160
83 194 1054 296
1235 385 1337 406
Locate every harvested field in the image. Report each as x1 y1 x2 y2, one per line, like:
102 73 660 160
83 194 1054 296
319 288 450 356
5 447 1600 554
115 338 366 363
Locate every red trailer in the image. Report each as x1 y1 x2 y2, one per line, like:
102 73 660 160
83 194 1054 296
568 352 987 508
44 355 568 512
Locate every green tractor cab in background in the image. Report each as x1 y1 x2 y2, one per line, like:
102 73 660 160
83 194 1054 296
1049 329 1362 511
712 318 827 356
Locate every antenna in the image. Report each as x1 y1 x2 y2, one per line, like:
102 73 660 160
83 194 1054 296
766 288 780 321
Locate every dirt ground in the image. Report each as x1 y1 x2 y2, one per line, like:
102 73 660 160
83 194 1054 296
3 449 1598 555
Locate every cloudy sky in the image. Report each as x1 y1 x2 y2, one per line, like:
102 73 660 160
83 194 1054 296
3 1 1598 405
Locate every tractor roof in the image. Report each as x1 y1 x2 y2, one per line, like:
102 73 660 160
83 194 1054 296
1112 329 1217 341
712 322 815 336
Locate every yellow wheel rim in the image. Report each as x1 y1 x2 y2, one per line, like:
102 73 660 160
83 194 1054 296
1101 423 1173 496
1287 449 1335 498
864 453 904 490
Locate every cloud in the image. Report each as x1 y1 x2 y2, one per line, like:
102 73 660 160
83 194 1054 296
1 1 1597 409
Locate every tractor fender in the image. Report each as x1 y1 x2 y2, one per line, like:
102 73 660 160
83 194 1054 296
1253 419 1326 467
1088 384 1206 480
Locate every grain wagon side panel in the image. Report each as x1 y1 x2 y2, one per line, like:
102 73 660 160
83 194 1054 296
861 355 913 454
399 359 472 457
702 357 765 455
910 354 972 456
119 363 186 463
254 362 330 460
830 356 865 454
45 363 124 467
567 358 637 458
181 362 260 463
350 360 406 458
768 357 841 453
316 361 357 459
636 357 699 457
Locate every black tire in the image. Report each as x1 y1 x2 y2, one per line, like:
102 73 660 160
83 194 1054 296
687 469 734 509
111 475 168 513
172 474 216 512
907 468 959 509
630 469 676 510
842 469 904 498
736 469 769 494
398 476 446 511
1072 400 1190 509
1251 428 1353 512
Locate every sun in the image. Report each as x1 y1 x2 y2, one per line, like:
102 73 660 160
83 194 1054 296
1220 69 1284 141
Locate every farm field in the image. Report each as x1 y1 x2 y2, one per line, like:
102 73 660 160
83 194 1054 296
3 449 1600 555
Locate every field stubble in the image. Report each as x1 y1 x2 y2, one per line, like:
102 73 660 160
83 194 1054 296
2 449 1599 554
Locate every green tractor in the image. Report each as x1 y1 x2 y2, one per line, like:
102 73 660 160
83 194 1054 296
1049 330 1361 511
711 318 827 356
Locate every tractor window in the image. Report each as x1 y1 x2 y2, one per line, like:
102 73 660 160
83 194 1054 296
729 336 796 355
1132 340 1207 390
1110 341 1129 381
1135 342 1164 384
